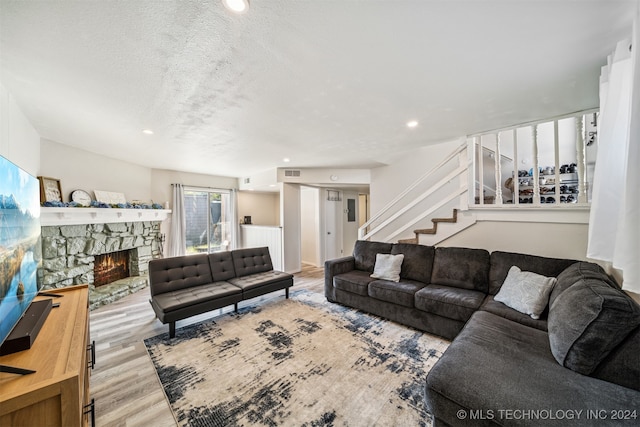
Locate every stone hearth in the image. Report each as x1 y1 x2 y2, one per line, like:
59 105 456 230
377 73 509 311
41 221 163 309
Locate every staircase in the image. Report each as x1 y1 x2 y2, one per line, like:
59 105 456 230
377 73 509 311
398 209 459 244
359 140 477 245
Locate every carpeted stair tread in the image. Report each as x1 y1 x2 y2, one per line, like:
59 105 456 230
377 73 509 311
399 209 459 243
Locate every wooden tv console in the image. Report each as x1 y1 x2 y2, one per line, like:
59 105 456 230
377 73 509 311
0 285 94 426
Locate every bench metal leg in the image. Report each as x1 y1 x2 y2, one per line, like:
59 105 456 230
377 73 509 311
286 288 289 299
234 302 238 313
169 322 175 338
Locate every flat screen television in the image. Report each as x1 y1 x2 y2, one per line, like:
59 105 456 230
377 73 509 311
0 155 42 352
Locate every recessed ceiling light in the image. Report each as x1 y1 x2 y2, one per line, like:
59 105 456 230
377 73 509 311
222 0 249 14
283 158 290 163
142 129 154 135
406 120 419 128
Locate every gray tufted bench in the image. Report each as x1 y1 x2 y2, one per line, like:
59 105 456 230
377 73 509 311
149 247 293 337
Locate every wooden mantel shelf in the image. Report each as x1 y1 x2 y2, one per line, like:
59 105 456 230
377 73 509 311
40 207 172 226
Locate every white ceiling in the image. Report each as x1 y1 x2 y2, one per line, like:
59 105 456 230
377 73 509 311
0 1 636 178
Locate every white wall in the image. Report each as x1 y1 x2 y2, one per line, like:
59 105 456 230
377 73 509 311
440 221 590 261
150 168 238 209
277 167 370 186
280 183 301 273
237 191 280 226
370 139 462 214
0 84 40 175
300 187 320 266
40 139 151 203
38 140 240 207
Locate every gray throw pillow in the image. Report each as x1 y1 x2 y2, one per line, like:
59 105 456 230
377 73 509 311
548 277 640 375
494 266 557 319
370 253 404 282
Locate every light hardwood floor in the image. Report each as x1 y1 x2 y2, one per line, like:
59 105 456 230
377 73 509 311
89 264 325 427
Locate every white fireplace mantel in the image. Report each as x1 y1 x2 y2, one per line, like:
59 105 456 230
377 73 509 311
40 207 172 226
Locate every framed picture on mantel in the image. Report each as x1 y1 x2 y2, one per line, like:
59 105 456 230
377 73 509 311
38 176 63 203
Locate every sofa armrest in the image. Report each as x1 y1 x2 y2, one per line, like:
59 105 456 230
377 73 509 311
324 256 355 302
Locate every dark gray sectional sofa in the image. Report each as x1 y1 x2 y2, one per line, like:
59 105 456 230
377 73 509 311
149 246 293 337
325 240 640 426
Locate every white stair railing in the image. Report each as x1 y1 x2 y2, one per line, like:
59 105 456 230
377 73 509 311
359 140 469 241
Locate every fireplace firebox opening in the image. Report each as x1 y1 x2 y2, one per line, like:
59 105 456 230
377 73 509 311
94 250 130 287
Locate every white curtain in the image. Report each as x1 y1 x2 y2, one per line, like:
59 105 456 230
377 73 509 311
588 7 640 293
167 183 186 257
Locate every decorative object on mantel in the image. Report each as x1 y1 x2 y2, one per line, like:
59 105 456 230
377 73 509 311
42 188 163 209
41 200 164 209
94 190 126 205
37 176 63 203
70 189 92 206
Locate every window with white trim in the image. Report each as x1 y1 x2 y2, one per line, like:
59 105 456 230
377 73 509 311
184 187 234 253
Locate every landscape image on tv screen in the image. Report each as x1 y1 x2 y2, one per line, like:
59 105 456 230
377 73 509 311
0 155 42 347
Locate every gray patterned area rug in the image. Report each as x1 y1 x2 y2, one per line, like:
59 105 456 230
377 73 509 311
144 291 449 427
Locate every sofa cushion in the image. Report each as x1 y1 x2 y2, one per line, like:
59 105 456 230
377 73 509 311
333 270 375 296
231 247 274 278
391 243 435 284
591 326 640 391
489 251 577 296
370 253 404 282
415 285 485 322
152 281 241 313
549 261 618 308
548 274 640 375
494 266 557 319
480 295 548 331
228 270 293 292
430 247 490 292
149 254 214 296
425 311 640 427
353 240 393 272
208 251 236 282
368 279 426 308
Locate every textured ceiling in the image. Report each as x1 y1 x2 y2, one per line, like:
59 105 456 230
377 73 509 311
0 0 636 178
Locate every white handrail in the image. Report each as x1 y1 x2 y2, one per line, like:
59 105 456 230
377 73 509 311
361 162 470 240
358 139 467 238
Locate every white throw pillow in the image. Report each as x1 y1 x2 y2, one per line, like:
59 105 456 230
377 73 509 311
494 266 557 319
370 253 404 282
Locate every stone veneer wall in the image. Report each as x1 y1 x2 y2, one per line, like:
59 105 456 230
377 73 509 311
41 221 162 290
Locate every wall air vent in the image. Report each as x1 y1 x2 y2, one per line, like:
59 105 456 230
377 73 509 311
244 178 251 184
284 170 301 177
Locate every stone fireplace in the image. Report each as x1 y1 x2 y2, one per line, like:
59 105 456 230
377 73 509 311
40 209 168 309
